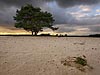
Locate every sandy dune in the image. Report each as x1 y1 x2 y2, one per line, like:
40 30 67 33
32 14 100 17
0 36 100 75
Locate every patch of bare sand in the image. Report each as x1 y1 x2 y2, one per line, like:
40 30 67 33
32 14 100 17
0 36 100 75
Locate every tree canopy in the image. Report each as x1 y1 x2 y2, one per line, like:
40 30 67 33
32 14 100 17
13 4 58 35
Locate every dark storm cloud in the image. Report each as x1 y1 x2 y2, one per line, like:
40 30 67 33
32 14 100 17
0 0 31 9
0 0 100 25
55 0 100 8
0 0 45 9
0 0 100 8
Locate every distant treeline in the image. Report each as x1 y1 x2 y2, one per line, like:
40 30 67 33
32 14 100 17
0 34 100 37
0 34 67 37
89 34 100 37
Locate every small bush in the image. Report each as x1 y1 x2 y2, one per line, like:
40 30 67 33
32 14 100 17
39 34 51 36
75 57 87 66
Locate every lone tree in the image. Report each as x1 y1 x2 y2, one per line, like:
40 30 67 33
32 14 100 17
14 4 58 36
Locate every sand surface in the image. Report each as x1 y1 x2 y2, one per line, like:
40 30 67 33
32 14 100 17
0 36 100 75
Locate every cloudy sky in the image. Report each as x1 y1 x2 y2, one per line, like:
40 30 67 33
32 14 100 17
0 0 100 35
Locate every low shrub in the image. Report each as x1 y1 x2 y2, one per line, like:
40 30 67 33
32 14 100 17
74 57 87 66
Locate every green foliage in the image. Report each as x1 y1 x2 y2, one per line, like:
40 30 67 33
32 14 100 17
14 4 57 35
75 57 87 66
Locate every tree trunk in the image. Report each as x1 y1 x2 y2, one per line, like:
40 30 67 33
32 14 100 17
32 31 34 36
35 32 37 36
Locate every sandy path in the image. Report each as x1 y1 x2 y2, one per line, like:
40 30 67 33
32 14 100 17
0 36 100 75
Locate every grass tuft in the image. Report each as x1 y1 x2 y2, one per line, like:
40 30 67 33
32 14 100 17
74 57 87 66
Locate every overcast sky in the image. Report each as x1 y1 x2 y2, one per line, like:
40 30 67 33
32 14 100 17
0 0 100 35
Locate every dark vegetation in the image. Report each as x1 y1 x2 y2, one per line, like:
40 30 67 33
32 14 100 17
61 56 93 72
1 34 100 37
39 34 51 36
89 34 100 37
74 57 87 66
